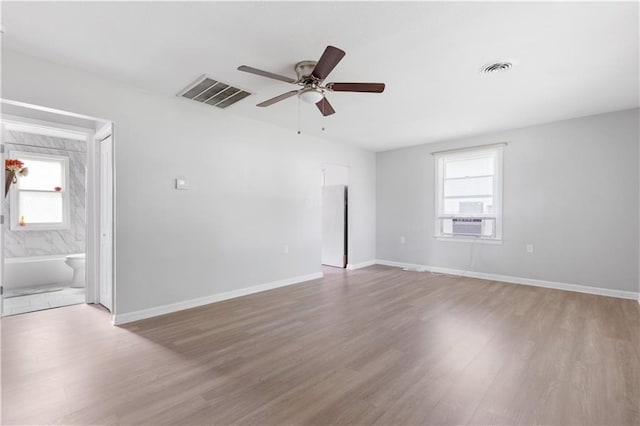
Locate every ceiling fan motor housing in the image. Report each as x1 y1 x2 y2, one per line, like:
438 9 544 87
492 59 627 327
295 61 318 83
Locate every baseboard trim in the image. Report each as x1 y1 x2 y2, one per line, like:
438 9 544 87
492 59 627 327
375 259 639 301
346 260 377 270
113 272 324 325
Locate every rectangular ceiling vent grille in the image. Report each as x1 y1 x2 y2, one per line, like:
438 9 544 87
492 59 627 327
178 76 251 109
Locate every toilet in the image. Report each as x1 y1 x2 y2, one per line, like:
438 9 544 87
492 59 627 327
65 253 86 288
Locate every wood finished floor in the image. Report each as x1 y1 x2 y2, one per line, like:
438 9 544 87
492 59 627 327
2 265 639 425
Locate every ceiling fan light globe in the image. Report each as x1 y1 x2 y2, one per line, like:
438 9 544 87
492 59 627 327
299 89 324 104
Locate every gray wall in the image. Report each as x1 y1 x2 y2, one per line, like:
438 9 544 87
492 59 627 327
3 130 86 258
377 109 640 292
2 50 377 316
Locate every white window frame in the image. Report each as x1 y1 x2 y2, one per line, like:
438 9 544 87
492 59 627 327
9 150 71 231
434 144 504 243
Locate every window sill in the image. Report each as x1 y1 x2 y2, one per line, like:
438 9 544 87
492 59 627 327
10 224 71 232
435 236 502 245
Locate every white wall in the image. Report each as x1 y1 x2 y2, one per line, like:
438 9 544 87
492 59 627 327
2 50 376 316
322 164 349 186
377 109 640 293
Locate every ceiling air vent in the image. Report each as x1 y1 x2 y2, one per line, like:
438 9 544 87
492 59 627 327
481 62 512 74
178 76 251 108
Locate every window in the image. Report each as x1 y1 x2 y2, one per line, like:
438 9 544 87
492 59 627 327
434 144 503 242
10 151 70 231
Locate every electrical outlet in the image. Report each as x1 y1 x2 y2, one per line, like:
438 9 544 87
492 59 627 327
400 236 406 244
283 244 289 254
526 244 534 253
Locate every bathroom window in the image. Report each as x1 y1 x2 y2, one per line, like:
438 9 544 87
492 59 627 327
9 151 70 231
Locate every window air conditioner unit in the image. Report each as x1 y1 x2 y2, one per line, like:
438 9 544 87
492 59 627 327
452 218 482 236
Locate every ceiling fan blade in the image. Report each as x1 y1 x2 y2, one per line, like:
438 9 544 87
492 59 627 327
315 97 336 116
238 65 297 84
327 82 386 93
256 90 299 107
312 46 346 80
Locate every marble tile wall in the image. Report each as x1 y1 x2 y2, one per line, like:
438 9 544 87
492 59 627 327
3 130 86 257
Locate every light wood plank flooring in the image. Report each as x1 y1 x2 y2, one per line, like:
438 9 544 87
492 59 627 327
2 265 639 425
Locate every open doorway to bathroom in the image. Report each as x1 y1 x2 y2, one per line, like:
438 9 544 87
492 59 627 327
0 100 114 317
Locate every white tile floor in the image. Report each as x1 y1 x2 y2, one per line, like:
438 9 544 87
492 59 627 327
2 286 85 316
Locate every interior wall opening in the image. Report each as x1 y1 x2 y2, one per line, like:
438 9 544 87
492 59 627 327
321 164 349 269
0 100 114 318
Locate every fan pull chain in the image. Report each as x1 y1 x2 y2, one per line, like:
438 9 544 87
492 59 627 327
322 94 326 131
297 96 301 135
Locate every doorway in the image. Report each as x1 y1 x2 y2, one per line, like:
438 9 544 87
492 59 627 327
321 165 349 268
0 100 115 317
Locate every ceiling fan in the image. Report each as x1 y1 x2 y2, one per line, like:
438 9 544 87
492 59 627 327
238 46 385 116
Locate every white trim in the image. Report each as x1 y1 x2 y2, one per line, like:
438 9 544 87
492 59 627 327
112 272 323 325
346 260 376 270
111 128 117 319
375 259 639 300
4 253 82 263
2 118 88 141
430 142 508 156
1 99 105 124
1 113 95 138
435 236 503 245
94 122 112 142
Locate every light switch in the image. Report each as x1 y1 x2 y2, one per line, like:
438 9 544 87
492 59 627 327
175 177 189 190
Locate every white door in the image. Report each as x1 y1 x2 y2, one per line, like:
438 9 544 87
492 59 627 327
322 185 346 267
99 136 113 311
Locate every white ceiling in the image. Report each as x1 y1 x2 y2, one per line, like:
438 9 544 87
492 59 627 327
2 1 638 151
